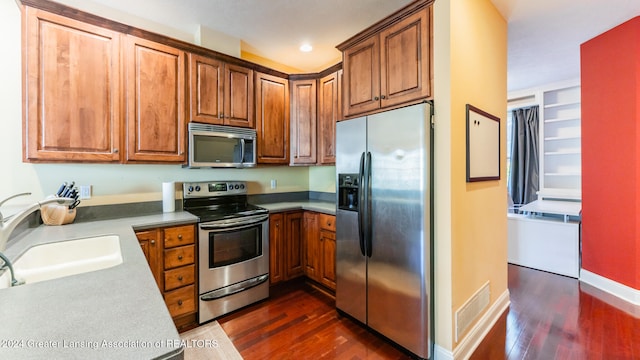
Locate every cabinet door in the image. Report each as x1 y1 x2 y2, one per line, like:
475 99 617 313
303 212 319 280
342 36 380 118
379 7 431 108
135 229 162 289
125 35 186 163
224 64 254 128
188 53 224 125
285 211 304 279
269 213 284 285
255 72 290 164
318 72 339 164
320 229 337 290
23 8 121 162
290 79 317 165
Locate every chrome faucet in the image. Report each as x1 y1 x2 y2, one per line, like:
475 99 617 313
0 193 75 252
0 251 24 287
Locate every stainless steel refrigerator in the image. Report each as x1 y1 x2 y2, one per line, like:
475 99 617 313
335 102 433 359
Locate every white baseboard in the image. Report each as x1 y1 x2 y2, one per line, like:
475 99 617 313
434 289 510 360
434 344 454 360
580 269 640 306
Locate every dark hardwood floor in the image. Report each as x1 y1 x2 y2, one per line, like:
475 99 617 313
218 265 640 359
501 264 640 359
218 279 410 359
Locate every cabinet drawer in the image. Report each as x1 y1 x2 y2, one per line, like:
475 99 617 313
319 214 336 232
164 284 196 318
164 264 195 291
164 225 195 248
164 245 195 269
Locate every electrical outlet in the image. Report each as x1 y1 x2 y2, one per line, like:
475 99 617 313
79 185 92 199
270 179 277 189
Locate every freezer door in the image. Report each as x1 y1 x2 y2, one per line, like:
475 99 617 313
366 104 431 358
335 117 367 324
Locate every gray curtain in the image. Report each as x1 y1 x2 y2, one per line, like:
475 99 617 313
509 105 539 206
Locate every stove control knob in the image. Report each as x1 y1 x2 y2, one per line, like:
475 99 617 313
240 184 245 189
235 185 240 190
195 185 201 192
187 186 194 193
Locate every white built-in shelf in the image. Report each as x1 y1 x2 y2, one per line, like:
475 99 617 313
544 150 581 155
544 101 580 109
544 172 581 176
544 136 581 141
544 117 581 123
519 199 582 218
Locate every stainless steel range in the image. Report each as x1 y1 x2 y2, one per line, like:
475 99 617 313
183 181 269 324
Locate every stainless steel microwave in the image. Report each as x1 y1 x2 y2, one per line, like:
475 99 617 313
187 123 257 168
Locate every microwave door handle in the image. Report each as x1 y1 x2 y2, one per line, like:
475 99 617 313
240 138 246 164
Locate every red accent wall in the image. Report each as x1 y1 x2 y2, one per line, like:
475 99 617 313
581 16 640 290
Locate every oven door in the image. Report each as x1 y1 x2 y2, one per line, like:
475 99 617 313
198 214 269 294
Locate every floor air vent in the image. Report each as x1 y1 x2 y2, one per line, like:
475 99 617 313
455 281 490 342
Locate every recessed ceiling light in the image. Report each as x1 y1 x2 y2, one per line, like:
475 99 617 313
299 43 313 52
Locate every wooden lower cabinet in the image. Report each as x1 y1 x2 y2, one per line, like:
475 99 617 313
269 211 304 285
319 229 337 290
270 211 336 291
269 213 285 285
303 212 337 291
136 224 197 331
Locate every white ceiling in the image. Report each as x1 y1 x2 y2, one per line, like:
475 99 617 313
53 0 640 91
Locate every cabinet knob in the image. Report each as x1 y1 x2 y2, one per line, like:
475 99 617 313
113 148 119 153
178 300 183 306
374 96 379 101
178 255 183 260
381 95 386 99
150 240 155 244
178 276 183 281
327 222 332 226
178 234 183 240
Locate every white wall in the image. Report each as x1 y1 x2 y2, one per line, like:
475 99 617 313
0 1 334 209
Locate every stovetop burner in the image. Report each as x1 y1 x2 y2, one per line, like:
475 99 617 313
182 181 268 223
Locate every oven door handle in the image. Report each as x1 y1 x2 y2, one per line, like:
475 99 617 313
200 274 269 301
199 214 269 231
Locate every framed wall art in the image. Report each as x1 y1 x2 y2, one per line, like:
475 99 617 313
466 104 500 182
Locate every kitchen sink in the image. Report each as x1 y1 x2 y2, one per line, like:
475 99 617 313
0 235 123 289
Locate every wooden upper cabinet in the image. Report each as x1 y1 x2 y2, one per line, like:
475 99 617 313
290 79 317 165
188 54 254 128
255 72 289 164
342 36 380 117
379 8 431 108
224 64 254 128
188 54 223 125
317 71 340 164
338 0 432 118
125 35 186 163
23 8 121 162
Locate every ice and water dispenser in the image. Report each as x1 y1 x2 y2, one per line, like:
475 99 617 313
338 174 359 211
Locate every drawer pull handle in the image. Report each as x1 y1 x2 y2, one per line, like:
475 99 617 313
178 255 183 260
178 300 183 306
151 240 155 244
178 276 183 281
178 234 183 240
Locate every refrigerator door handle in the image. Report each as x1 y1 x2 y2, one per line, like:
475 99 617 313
358 152 366 256
366 151 373 258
